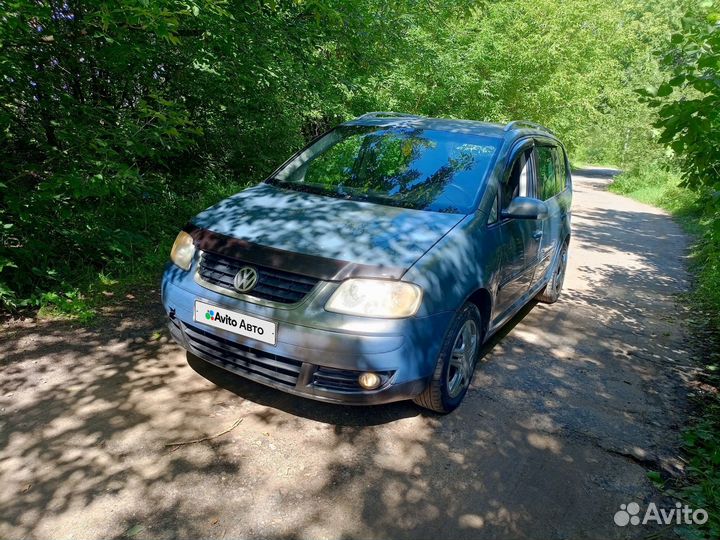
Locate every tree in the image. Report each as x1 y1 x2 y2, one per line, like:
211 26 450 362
643 4 720 190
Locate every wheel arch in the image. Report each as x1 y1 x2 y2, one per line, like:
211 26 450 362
466 287 492 336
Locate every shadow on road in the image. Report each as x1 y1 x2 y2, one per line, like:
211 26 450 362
0 170 692 540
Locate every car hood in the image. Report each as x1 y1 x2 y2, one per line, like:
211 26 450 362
190 183 465 277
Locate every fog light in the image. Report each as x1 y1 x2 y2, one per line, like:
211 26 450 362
358 372 382 390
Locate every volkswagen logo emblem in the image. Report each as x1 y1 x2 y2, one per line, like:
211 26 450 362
233 266 258 293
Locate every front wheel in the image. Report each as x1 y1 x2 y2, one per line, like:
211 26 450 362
413 302 483 414
536 241 568 304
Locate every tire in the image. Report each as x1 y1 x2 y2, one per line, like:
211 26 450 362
413 302 484 414
536 240 569 304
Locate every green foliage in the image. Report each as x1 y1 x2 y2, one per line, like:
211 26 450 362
365 0 686 167
36 290 96 322
641 2 720 191
0 0 693 310
610 164 694 210
677 398 720 540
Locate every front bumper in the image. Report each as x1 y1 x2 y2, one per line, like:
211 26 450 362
168 316 427 405
162 264 453 405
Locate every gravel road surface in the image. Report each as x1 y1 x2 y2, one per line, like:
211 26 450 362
0 168 694 539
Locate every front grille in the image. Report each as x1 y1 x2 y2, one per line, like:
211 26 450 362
183 322 302 388
198 251 319 304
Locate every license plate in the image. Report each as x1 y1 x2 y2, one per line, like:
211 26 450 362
194 300 277 345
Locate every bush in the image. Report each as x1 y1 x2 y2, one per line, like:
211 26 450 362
611 165 696 210
674 396 720 540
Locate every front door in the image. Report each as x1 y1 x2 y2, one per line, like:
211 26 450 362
494 145 542 318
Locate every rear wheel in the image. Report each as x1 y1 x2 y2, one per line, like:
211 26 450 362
413 302 483 414
536 241 569 303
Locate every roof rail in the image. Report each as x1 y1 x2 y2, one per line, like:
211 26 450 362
359 111 424 120
504 120 555 135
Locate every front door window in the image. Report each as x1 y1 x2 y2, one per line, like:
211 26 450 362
501 148 534 213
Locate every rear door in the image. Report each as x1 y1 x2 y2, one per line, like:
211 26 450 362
532 143 565 283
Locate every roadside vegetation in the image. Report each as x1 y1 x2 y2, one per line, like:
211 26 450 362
609 5 720 538
612 164 720 540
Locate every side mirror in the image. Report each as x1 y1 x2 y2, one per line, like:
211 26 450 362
501 197 548 220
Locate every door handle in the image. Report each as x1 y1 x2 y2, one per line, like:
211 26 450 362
532 230 543 240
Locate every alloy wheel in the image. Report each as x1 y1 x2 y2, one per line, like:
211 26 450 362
447 319 479 398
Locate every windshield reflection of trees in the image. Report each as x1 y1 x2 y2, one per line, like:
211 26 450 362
298 128 494 213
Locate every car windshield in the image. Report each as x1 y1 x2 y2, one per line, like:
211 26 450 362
267 126 501 213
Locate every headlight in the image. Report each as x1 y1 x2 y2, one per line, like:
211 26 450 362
170 231 195 270
325 279 423 318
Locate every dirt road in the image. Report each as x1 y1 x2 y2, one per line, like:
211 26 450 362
0 168 695 539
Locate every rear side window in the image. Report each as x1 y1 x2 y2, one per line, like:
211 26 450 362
536 146 557 201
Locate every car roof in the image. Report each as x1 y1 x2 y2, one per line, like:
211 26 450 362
343 112 559 144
